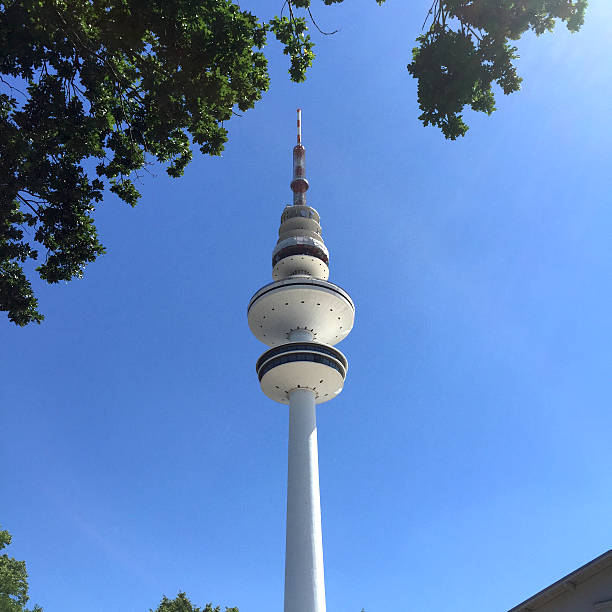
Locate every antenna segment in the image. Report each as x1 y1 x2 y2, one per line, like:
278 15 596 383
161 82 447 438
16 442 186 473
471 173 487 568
291 109 308 206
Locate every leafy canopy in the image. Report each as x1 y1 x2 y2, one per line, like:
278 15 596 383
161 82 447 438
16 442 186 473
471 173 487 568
1 0 270 325
0 527 42 612
0 0 587 325
407 0 587 139
151 592 238 612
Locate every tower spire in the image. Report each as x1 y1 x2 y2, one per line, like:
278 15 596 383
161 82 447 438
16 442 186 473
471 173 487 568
291 109 309 206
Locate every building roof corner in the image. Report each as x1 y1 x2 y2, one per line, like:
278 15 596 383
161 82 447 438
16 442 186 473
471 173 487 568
507 549 612 612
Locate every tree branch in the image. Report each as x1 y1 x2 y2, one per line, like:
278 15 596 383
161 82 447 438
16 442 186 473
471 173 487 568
0 76 26 98
16 193 43 218
422 0 438 31
307 7 338 35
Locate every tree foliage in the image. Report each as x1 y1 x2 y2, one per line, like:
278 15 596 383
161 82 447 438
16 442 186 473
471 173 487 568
0 0 587 325
407 0 587 139
1 0 270 325
151 592 237 612
0 527 42 612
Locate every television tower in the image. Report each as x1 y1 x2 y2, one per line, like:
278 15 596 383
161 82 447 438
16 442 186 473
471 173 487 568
247 110 355 612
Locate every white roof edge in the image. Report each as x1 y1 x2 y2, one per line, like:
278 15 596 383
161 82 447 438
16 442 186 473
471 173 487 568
507 549 612 612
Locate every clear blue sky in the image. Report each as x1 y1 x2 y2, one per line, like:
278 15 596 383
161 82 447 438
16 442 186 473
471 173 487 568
2 2 612 611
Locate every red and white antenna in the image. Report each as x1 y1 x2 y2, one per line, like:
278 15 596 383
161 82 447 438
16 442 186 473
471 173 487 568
291 109 308 205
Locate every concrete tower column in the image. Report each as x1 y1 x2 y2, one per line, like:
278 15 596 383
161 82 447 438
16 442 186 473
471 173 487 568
284 387 326 612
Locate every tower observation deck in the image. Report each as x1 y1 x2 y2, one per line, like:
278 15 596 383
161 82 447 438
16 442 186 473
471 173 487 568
247 110 355 612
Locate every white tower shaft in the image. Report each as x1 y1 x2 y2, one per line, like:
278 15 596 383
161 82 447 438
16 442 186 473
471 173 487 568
284 388 326 612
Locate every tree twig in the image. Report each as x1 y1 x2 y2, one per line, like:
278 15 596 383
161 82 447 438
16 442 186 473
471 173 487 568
286 1 306 59
307 7 338 35
422 0 438 31
0 76 26 98
16 193 43 217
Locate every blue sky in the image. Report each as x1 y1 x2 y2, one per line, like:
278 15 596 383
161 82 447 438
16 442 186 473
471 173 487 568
2 1 612 611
